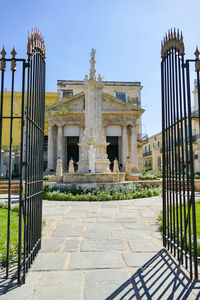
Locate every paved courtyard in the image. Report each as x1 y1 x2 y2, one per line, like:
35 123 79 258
1 196 199 299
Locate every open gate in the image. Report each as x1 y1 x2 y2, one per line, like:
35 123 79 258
161 29 199 280
0 29 46 283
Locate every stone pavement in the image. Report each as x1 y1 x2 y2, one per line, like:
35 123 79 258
1 196 199 299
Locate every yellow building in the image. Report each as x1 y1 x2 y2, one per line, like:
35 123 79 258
1 91 57 176
142 132 162 171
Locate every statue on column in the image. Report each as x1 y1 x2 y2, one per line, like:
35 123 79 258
88 145 96 173
56 157 63 177
68 158 75 174
89 49 96 80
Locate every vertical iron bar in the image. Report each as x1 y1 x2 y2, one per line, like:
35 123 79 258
175 51 183 264
182 60 192 278
0 70 5 175
6 69 15 278
197 71 200 133
172 48 179 259
18 60 26 283
185 61 198 280
178 55 188 269
161 60 166 247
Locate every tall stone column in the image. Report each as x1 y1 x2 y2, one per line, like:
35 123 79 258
57 126 64 161
79 126 84 158
129 125 138 172
122 125 128 169
47 126 54 170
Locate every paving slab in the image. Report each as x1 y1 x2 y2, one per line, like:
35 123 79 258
85 269 129 300
122 252 159 267
32 271 83 300
68 252 124 270
31 253 68 271
52 224 84 237
40 237 66 252
128 239 162 252
81 239 127 252
1 196 199 299
63 238 81 252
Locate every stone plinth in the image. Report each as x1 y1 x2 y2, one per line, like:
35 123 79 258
48 175 63 182
125 174 140 181
63 172 125 183
77 159 110 174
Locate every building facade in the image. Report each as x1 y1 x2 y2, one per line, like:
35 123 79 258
46 50 144 174
142 132 162 171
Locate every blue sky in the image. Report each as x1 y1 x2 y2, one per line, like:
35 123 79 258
1 0 200 136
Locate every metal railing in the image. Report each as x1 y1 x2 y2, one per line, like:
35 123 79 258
143 151 152 157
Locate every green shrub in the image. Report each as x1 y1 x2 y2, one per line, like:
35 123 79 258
43 183 162 202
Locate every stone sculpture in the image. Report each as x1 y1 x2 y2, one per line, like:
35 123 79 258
68 158 75 174
113 158 119 172
88 145 96 173
56 157 63 177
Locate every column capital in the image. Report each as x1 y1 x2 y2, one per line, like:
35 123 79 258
122 124 128 128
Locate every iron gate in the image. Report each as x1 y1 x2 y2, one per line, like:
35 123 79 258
161 29 199 280
0 29 46 284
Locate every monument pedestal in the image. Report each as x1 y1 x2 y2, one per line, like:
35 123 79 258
77 159 111 173
63 172 125 183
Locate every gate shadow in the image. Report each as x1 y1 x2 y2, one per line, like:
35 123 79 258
0 266 20 296
106 249 200 300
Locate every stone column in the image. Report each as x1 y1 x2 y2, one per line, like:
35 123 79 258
129 125 138 172
57 126 64 160
47 126 54 170
79 126 84 158
122 125 128 169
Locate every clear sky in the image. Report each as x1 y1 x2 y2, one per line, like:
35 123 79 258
1 0 200 136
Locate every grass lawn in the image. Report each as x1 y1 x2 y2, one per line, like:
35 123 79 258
158 202 200 257
195 203 200 239
0 206 19 255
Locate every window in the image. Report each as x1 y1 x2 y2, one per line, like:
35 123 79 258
145 160 147 168
144 145 147 153
178 131 182 144
158 140 160 148
63 90 73 98
148 144 151 152
115 91 126 102
149 160 152 168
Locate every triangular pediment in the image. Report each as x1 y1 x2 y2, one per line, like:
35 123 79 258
46 92 85 114
102 92 144 114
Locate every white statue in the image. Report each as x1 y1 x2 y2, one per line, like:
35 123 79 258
56 157 63 177
113 158 119 172
88 145 96 173
68 158 75 174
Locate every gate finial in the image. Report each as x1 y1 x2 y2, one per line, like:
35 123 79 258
161 28 185 58
27 28 46 58
11 47 17 71
0 46 6 71
194 46 200 72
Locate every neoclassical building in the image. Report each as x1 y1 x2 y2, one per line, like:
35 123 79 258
46 50 144 175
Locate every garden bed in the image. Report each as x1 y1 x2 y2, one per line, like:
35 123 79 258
0 204 20 266
43 183 162 201
157 201 200 258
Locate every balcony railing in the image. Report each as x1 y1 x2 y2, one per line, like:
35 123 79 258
143 151 152 157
